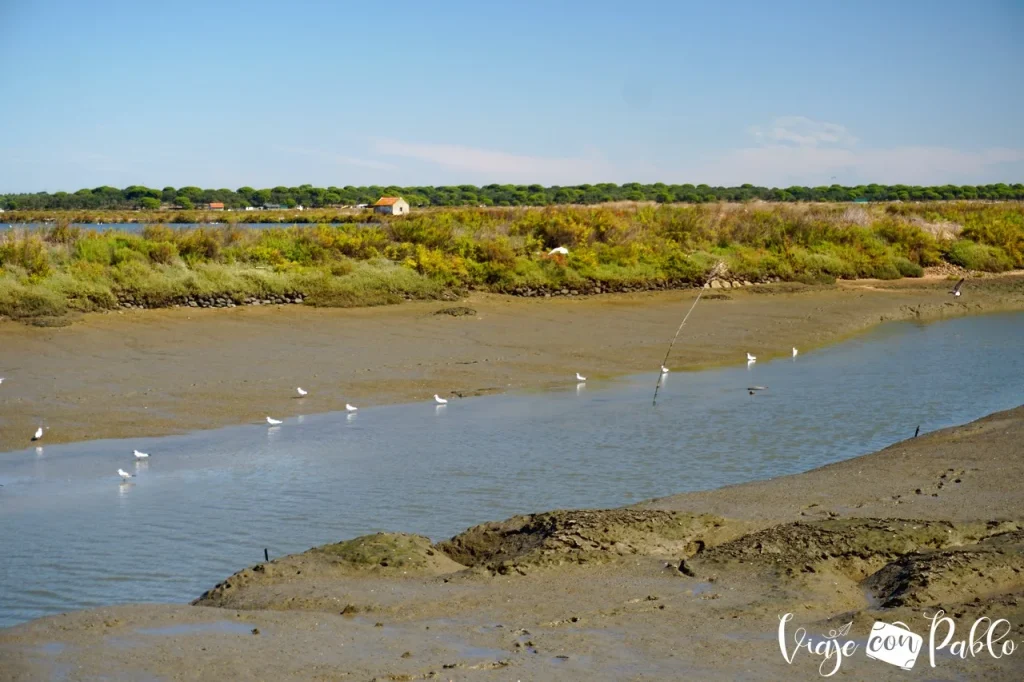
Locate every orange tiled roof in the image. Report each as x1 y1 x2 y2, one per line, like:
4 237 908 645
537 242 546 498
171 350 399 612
208 202 225 208
373 197 401 206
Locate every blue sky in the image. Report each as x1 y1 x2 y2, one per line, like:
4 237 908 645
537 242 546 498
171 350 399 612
1 0 1022 191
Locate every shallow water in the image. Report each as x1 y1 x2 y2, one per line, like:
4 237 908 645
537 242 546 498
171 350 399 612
3 222 374 233
1 312 1022 627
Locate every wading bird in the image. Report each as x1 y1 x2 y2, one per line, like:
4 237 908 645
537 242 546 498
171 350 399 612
31 426 43 441
296 387 308 397
746 353 756 362
949 278 965 297
661 366 669 374
433 394 448 405
576 372 587 382
133 449 149 459
117 468 134 481
792 347 798 357
346 403 358 412
266 416 283 425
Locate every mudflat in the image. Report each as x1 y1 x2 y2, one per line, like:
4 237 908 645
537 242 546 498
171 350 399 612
1 275 1022 453
1 405 1022 680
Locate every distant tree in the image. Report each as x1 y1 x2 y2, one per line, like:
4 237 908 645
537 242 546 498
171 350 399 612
139 197 160 210
176 197 194 209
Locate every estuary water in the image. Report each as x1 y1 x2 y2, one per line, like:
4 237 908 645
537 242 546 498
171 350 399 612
0 312 1022 627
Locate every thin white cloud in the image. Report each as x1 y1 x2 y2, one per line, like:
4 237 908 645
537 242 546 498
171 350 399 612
371 138 611 184
691 117 1023 186
747 116 858 147
275 145 398 172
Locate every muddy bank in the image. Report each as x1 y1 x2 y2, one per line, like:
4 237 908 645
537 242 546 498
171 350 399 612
2 407 1022 680
1 274 1022 453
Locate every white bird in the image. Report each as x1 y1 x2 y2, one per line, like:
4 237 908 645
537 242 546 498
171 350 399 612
576 372 587 382
746 353 756 362
0 377 5 385
345 403 358 412
660 366 670 374
548 246 569 256
117 468 134 481
133 449 149 459
792 347 798 357
949 278 965 297
31 427 43 441
433 394 448 405
266 416 283 425
296 387 308 397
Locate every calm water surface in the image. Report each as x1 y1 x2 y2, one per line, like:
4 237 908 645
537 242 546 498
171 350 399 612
1 313 1022 627
3 222 371 233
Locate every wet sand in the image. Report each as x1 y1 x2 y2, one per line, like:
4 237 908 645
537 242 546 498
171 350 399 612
2 274 1022 453
1 407 1022 680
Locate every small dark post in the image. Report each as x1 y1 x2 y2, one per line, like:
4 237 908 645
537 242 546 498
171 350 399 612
914 426 920 438
264 548 269 562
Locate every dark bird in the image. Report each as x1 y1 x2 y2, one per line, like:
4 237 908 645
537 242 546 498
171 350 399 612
949 278 965 297
749 390 755 396
914 425 920 438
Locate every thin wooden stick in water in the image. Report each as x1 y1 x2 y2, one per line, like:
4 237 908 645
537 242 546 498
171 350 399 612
652 263 724 406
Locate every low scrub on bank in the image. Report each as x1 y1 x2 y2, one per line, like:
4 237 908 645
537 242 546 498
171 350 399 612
1 202 1021 320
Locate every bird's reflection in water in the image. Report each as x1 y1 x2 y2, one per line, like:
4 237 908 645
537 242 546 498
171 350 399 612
434 404 446 415
34 447 44 457
346 412 357 422
297 415 306 424
576 382 585 396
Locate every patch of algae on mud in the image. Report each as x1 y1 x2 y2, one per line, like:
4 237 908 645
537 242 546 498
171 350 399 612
696 518 1021 581
194 533 465 607
437 508 734 573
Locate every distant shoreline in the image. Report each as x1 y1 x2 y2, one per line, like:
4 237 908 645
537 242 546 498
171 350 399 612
3 198 1024 224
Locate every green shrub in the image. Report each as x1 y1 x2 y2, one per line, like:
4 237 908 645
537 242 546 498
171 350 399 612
943 239 1013 272
893 257 924 277
147 241 178 264
74 238 114 265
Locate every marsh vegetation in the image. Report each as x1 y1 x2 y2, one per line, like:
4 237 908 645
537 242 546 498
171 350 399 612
1 202 1020 320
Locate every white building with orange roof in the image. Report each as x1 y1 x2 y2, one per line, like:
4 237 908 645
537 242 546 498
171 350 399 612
372 196 410 215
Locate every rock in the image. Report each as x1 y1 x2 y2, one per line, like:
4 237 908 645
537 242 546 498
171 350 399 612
710 280 723 289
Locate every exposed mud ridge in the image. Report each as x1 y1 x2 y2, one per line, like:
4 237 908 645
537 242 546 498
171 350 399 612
864 529 1024 608
695 518 1020 581
193 533 465 607
436 509 732 574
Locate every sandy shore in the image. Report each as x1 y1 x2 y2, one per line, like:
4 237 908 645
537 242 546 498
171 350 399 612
2 274 1022 453
1 406 1022 680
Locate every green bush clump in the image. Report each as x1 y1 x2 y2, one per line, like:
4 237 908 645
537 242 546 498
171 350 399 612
943 240 1013 272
